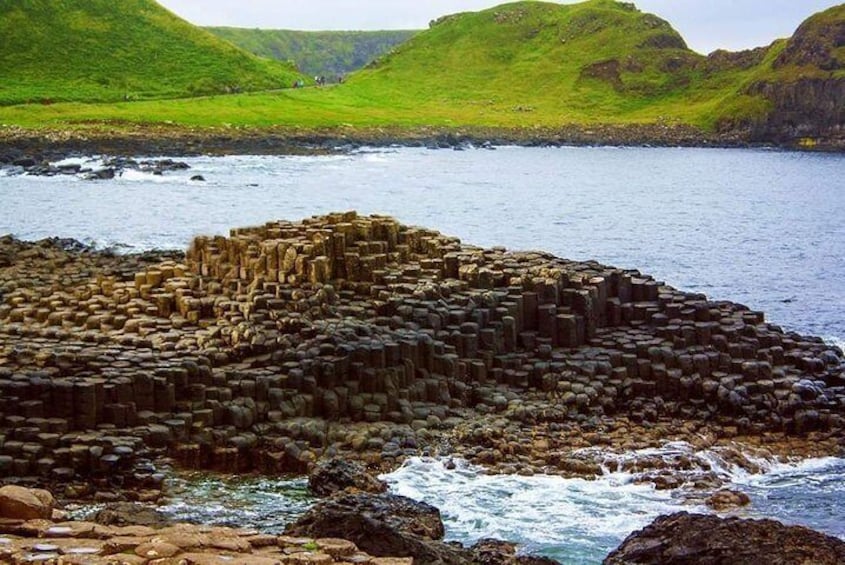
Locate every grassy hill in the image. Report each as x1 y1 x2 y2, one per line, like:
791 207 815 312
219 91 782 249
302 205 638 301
341 0 768 127
206 28 418 78
0 0 842 145
0 0 304 105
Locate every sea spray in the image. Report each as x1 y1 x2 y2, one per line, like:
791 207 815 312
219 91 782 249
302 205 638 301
382 456 705 563
381 448 845 562
61 448 845 564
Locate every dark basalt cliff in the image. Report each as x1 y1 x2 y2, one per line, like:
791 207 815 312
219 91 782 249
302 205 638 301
740 5 845 148
746 77 845 146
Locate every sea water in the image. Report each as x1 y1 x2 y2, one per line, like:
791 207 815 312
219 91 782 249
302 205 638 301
142 451 845 563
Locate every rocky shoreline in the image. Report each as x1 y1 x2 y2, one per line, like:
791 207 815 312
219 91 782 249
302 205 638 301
1 122 841 169
1 212 844 561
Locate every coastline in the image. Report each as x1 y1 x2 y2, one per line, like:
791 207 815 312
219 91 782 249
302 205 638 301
1 122 843 162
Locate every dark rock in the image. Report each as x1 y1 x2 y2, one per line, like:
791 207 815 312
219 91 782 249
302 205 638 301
705 489 751 510
140 159 191 173
604 512 845 564
471 539 559 564
58 164 81 174
286 493 463 563
308 459 388 497
12 157 36 168
91 502 173 528
190 175 205 182
84 167 116 181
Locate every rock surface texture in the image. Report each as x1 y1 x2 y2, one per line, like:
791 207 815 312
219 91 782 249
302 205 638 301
308 459 388 497
288 483 557 565
0 486 412 565
604 512 845 564
0 213 843 498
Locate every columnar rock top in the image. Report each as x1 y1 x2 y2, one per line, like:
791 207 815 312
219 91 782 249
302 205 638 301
0 213 843 492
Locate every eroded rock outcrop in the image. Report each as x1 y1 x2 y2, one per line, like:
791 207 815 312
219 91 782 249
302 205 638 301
308 458 388 497
0 487 411 565
286 493 456 562
738 5 845 148
287 489 559 564
604 512 845 564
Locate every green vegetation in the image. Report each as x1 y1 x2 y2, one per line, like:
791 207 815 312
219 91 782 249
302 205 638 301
206 28 418 78
0 0 304 105
0 0 841 135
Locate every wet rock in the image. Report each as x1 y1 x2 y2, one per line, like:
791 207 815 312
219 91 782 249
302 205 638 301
92 502 173 528
705 489 751 511
308 459 388 497
286 493 462 563
12 157 36 168
471 538 559 564
140 158 190 173
604 512 845 564
83 167 116 180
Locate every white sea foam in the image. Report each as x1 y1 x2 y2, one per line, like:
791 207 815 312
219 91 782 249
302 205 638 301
383 456 704 561
383 448 845 561
118 169 185 183
825 336 845 352
52 156 96 168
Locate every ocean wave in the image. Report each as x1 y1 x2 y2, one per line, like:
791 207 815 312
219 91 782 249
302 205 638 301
382 448 845 560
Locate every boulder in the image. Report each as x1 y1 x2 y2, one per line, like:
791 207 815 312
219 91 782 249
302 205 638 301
0 485 56 520
12 157 36 168
308 459 388 497
604 512 845 564
84 167 116 180
705 489 751 511
285 492 465 564
92 502 173 528
471 539 559 564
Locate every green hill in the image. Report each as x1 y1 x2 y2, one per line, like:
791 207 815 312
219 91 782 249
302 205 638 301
0 0 304 105
340 0 843 131
0 0 842 148
343 0 708 122
206 28 418 78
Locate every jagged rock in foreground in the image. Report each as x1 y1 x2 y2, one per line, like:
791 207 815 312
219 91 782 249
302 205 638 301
286 493 454 561
0 212 843 497
0 487 410 565
308 458 388 497
604 512 845 565
287 490 558 564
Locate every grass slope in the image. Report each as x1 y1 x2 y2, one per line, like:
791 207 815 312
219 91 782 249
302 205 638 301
0 0 841 135
206 28 418 78
0 0 304 105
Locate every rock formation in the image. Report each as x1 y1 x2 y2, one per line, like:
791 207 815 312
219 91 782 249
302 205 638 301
605 512 845 564
0 213 842 497
0 486 410 564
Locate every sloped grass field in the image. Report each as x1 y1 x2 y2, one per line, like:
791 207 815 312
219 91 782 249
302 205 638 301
0 1 842 135
0 0 303 105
